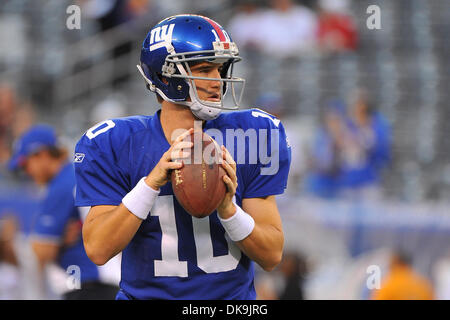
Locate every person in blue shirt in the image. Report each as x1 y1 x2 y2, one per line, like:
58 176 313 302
305 93 391 200
304 101 345 198
74 14 291 300
337 89 391 199
8 124 119 299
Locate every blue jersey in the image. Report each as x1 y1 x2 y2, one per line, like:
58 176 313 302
74 108 291 300
31 163 99 283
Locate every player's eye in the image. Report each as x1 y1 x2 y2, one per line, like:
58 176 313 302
193 67 210 74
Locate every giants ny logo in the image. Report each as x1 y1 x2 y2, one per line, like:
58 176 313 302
149 24 175 51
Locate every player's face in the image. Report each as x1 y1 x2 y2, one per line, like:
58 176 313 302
189 62 222 103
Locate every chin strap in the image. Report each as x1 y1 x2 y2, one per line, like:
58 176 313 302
181 83 222 120
189 102 221 120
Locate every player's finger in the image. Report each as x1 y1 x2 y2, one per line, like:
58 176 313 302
172 128 194 144
221 161 237 185
222 145 236 169
211 139 223 164
170 141 193 157
171 151 190 161
166 141 193 161
222 175 236 194
172 141 194 151
165 161 184 170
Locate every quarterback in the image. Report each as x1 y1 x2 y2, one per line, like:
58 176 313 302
74 14 291 299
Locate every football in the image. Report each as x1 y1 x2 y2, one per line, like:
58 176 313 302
171 131 227 218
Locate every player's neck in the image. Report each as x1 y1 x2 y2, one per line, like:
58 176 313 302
160 102 204 143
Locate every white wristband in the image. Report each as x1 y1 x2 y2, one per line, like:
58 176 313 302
219 204 255 242
122 177 160 220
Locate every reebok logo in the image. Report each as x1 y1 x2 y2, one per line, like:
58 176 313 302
74 153 85 163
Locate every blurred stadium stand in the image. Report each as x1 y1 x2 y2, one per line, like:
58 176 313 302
1 0 448 201
1 0 449 299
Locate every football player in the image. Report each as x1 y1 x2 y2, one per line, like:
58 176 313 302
8 124 119 299
75 14 291 300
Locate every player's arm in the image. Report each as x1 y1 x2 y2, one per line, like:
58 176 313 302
31 242 59 270
217 146 283 272
82 129 194 265
82 204 142 265
240 196 283 271
32 219 83 269
0 215 19 266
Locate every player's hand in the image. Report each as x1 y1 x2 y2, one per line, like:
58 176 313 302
145 128 194 190
217 145 238 219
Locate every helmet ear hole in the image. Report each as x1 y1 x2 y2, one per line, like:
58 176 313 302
157 73 169 85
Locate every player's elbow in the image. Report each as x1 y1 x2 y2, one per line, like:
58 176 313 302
84 240 110 266
86 247 109 266
260 251 283 272
260 230 284 272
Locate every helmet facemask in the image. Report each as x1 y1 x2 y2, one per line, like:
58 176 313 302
162 45 245 120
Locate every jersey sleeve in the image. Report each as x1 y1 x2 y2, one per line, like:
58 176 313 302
74 120 132 207
32 187 75 243
240 109 292 199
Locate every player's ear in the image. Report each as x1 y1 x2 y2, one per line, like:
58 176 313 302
157 73 169 85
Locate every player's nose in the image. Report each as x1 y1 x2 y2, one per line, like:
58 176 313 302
209 71 221 89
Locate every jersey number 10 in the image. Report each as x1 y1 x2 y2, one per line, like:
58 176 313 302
151 195 241 277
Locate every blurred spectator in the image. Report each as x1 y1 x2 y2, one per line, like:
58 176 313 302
255 250 308 300
316 0 358 53
77 0 161 86
8 124 120 299
0 83 18 166
278 251 307 300
11 101 35 140
304 100 346 198
78 0 162 36
125 0 157 21
79 0 127 32
0 213 18 266
259 0 318 58
227 1 265 52
0 213 20 299
0 84 36 172
338 89 391 200
304 90 391 200
229 0 318 58
371 251 434 300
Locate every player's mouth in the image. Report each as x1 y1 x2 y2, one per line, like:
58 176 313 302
206 93 220 102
